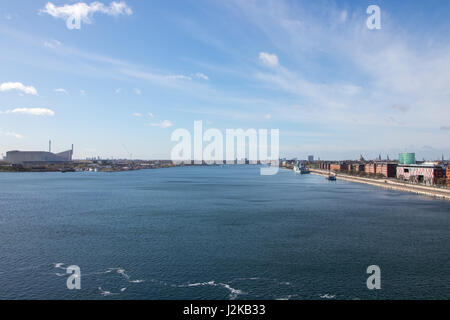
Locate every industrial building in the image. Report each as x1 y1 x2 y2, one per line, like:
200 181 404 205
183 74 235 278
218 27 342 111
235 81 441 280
396 163 445 186
4 142 73 165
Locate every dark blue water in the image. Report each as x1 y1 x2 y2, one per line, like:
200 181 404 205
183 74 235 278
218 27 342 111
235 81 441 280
0 166 449 300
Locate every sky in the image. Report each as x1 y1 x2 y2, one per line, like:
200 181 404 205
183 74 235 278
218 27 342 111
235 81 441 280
0 0 449 160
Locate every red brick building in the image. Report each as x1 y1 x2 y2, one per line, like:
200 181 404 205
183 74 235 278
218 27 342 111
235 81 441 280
447 166 450 187
375 162 398 178
364 163 377 175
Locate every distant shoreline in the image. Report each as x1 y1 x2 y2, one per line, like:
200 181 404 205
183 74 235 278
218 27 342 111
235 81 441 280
309 169 450 201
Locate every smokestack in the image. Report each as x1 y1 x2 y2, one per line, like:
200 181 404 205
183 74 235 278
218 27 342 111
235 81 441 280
49 140 51 153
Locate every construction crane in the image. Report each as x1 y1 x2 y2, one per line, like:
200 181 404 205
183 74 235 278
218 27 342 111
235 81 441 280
121 144 132 160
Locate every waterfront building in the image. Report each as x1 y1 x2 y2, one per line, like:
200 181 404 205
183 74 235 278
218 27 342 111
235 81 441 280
447 166 450 188
308 155 314 162
364 163 377 175
375 162 398 178
352 164 365 172
5 145 73 165
396 163 445 186
330 163 347 172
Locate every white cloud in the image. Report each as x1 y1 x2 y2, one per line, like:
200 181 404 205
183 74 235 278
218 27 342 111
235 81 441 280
0 130 23 139
195 73 209 80
264 113 272 120
133 88 141 95
115 88 121 94
148 112 155 118
44 39 61 48
6 132 23 139
166 75 192 81
0 108 55 116
80 89 86 95
339 10 348 23
54 88 68 94
40 1 133 30
132 112 142 117
149 120 173 128
259 52 279 67
0 82 38 95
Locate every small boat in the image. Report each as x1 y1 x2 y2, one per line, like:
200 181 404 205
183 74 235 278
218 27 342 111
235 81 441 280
327 175 337 181
60 168 75 173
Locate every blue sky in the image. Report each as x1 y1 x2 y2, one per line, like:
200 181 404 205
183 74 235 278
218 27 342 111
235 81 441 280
0 0 449 160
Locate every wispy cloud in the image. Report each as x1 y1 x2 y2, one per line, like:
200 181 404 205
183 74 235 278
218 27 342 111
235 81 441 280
133 88 141 95
259 52 279 67
195 73 209 80
149 120 173 128
0 82 38 95
132 112 142 117
166 74 192 81
148 112 155 118
0 108 55 116
40 1 133 30
54 88 69 94
44 39 61 48
0 130 23 139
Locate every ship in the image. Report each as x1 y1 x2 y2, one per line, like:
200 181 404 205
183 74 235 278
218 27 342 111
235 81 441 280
293 161 310 174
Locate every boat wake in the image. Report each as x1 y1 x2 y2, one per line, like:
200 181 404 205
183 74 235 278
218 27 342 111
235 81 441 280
179 281 244 300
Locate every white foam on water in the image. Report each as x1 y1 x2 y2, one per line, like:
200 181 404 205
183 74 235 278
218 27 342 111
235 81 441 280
179 281 244 300
218 283 243 300
130 280 145 283
319 293 336 299
116 268 130 279
98 287 116 296
184 281 215 287
120 288 127 292
54 263 65 269
276 295 294 300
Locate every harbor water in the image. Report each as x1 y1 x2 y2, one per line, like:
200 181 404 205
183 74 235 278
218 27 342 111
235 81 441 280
0 166 449 300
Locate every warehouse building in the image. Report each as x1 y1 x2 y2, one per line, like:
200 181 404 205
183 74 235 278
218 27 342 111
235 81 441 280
364 163 377 175
447 166 450 188
5 144 73 165
396 163 445 186
375 162 398 178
